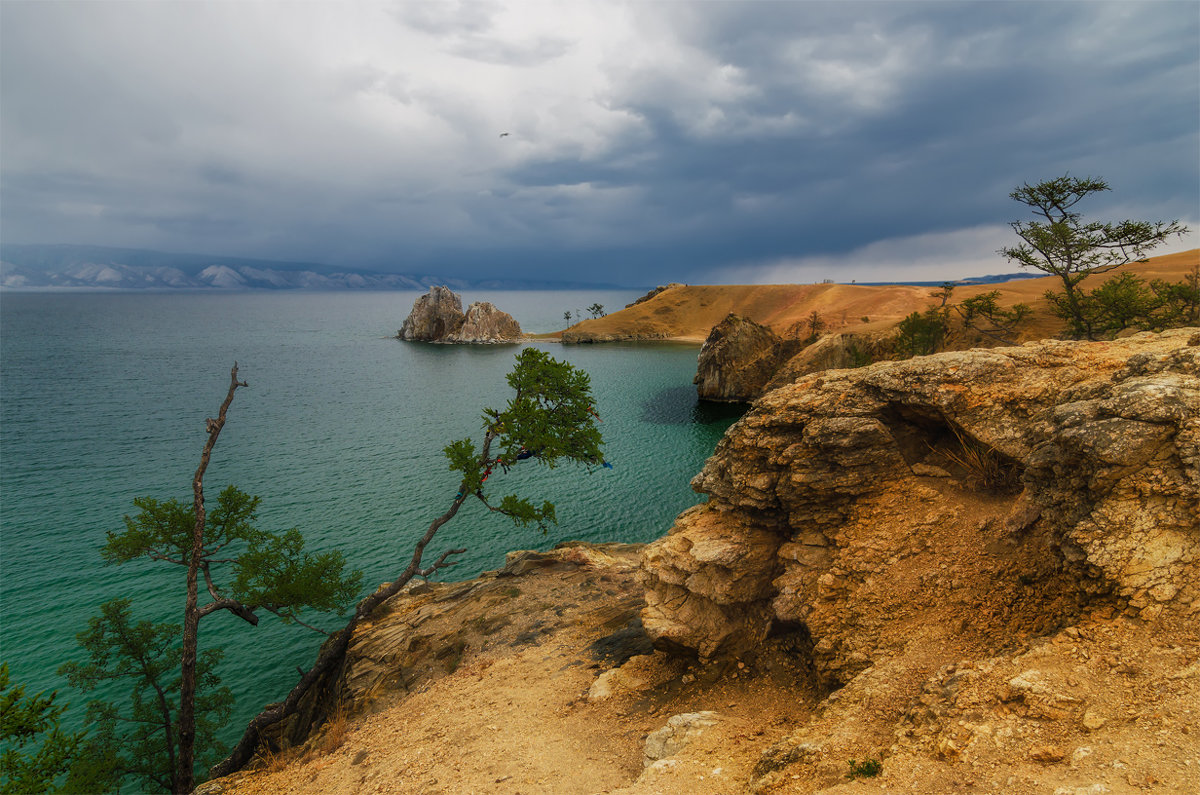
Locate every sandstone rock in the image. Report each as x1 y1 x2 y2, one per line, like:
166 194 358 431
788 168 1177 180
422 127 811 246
443 301 522 343
641 328 1200 681
694 314 797 402
642 711 721 766
639 505 783 660
398 285 465 341
765 332 886 391
265 541 645 749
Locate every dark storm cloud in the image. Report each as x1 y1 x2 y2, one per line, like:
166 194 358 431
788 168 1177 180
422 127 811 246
1 1 1195 286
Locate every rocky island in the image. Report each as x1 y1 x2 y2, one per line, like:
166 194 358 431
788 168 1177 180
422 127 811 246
205 327 1198 795
397 285 522 344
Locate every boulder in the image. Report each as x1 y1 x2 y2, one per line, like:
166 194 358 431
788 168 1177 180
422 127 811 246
693 314 797 402
443 301 522 343
397 286 464 341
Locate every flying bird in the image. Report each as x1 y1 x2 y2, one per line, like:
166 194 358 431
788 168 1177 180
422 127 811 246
499 132 510 137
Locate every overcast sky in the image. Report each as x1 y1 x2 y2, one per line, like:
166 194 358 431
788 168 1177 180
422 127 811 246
2 1 1197 286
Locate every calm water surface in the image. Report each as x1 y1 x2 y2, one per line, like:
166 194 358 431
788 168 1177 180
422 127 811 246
0 290 742 741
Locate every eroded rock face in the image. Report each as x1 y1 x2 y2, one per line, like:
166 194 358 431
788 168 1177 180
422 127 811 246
443 301 522 343
398 286 465 341
641 330 1200 685
694 314 796 402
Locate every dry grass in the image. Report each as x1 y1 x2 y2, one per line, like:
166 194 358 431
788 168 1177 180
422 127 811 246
559 249 1199 343
940 426 1022 494
316 705 350 756
254 744 298 775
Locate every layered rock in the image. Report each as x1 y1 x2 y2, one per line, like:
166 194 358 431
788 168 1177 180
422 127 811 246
693 314 799 402
398 287 521 343
764 332 888 391
641 330 1200 687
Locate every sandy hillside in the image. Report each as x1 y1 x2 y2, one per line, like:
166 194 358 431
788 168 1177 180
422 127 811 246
559 249 1199 343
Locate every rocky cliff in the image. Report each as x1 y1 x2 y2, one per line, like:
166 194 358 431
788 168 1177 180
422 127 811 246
638 327 1199 791
398 287 521 343
644 329 1199 669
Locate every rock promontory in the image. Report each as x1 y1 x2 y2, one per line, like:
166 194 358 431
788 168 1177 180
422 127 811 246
397 286 521 343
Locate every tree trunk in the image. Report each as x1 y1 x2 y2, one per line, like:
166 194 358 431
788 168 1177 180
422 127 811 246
210 450 484 780
176 366 244 794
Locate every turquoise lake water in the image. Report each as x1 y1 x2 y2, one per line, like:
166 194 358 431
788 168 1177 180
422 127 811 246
0 290 742 744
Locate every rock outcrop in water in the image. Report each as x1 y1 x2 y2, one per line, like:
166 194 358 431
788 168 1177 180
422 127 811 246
444 301 522 343
641 329 1200 677
397 286 521 343
693 314 800 403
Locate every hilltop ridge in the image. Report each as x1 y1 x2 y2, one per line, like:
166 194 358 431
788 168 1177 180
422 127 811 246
558 249 1199 343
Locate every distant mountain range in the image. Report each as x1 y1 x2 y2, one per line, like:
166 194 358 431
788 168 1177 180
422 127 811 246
0 244 617 291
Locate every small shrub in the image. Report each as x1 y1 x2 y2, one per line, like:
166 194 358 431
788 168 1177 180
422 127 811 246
846 341 874 368
894 307 949 357
847 757 882 779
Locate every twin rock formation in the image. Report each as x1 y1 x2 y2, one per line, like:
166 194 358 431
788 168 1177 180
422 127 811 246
397 285 522 344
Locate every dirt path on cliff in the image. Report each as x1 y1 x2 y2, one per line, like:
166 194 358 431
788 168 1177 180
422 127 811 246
218 611 817 795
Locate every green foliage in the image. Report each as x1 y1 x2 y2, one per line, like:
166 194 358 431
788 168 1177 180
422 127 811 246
587 303 606 318
957 290 1031 343
57 600 233 793
999 174 1188 339
847 757 882 779
1149 265 1200 327
444 348 604 532
231 528 363 620
894 307 949 358
931 282 956 307
107 485 362 624
78 477 360 790
0 664 84 795
846 340 874 368
1044 270 1200 339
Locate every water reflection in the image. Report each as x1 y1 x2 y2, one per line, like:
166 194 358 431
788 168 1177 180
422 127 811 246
641 385 750 425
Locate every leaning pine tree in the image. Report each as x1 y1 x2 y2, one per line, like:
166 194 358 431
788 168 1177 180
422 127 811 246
212 346 606 778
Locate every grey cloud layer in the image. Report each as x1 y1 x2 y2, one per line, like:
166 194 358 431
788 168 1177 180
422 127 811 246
2 0 1196 285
